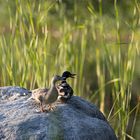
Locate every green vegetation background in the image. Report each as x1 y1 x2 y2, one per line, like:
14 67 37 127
0 0 139 139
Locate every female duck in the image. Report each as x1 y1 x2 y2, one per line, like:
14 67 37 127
32 75 64 112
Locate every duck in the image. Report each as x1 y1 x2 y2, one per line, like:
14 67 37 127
57 71 76 103
31 75 64 112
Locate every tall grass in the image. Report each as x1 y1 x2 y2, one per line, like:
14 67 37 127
0 0 139 139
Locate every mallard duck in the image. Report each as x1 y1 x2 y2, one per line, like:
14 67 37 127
57 71 76 103
32 75 64 112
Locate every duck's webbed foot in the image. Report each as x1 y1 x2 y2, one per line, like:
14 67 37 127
40 103 48 113
47 104 56 111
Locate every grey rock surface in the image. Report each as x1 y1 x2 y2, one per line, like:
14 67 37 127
0 86 31 100
0 86 117 140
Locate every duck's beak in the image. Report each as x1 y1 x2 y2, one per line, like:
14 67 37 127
70 73 76 78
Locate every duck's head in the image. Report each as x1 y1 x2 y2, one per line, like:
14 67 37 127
62 71 76 80
51 75 64 84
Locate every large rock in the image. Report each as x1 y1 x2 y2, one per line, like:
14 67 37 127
0 86 31 99
0 86 117 140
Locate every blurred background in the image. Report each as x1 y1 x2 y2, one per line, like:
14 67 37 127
0 0 139 139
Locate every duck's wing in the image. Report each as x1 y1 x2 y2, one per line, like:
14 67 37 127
57 83 73 96
31 88 49 99
32 88 49 93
